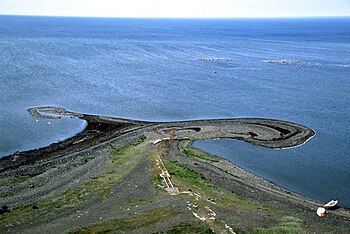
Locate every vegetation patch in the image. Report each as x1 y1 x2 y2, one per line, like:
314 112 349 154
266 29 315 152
83 142 142 200
153 173 165 188
70 206 179 233
252 216 306 234
149 149 168 190
13 175 32 184
164 221 214 234
0 181 93 231
164 160 282 214
179 140 221 162
165 160 213 191
0 175 32 186
0 138 148 231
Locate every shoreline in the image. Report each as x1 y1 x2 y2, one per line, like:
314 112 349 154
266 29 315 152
1 106 349 233
0 106 315 171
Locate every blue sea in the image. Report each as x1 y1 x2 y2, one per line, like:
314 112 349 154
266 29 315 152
0 16 349 206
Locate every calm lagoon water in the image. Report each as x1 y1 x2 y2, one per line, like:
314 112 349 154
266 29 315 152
0 16 349 205
194 138 350 207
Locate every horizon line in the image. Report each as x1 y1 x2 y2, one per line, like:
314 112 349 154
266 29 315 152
1 13 350 20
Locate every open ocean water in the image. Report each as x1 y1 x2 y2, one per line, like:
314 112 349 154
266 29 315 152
0 16 349 206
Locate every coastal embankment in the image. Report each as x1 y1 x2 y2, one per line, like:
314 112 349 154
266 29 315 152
1 106 349 233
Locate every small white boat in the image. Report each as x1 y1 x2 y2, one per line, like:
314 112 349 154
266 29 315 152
323 200 338 209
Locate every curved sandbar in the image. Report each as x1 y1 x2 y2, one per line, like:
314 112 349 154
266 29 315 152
1 106 349 233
